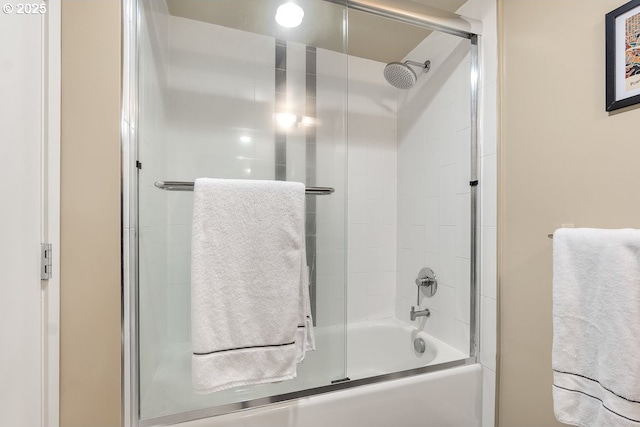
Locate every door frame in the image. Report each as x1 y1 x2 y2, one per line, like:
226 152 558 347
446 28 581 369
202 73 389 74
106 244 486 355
0 1 60 425
43 1 61 426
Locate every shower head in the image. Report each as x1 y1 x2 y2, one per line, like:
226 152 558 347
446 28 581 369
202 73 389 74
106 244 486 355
383 60 431 89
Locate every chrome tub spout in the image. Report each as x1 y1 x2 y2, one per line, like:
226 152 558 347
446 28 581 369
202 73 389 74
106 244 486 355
410 306 431 321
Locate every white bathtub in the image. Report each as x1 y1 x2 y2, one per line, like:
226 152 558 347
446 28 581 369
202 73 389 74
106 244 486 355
158 318 482 427
346 318 470 379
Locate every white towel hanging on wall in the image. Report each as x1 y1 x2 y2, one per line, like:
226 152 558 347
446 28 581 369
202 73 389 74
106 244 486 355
552 228 640 426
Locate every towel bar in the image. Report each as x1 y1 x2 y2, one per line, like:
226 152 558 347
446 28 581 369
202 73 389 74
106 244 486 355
154 181 335 195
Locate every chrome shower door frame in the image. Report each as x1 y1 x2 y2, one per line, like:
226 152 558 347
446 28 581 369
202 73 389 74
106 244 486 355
122 0 139 425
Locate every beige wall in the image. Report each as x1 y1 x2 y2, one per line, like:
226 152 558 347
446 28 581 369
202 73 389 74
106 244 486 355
499 0 640 425
60 1 122 426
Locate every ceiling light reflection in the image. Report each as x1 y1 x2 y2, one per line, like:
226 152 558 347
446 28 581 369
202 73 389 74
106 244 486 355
275 2 304 28
275 112 298 128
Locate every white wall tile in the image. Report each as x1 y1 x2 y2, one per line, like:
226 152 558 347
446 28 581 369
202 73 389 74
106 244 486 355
346 55 398 320
381 225 396 251
480 296 497 372
424 197 440 253
398 248 414 300
422 307 439 336
348 248 368 273
382 246 397 273
167 283 190 343
480 154 497 227
435 284 455 343
365 271 384 296
454 320 471 355
347 298 368 323
410 225 426 254
455 257 471 324
366 223 384 248
366 295 383 320
439 164 457 199
435 76 457 109
366 247 386 273
348 272 368 322
348 174 367 203
423 139 440 198
395 37 475 352
138 225 168 391
167 224 191 285
479 5 498 87
438 105 457 166
365 199 384 226
455 127 472 194
438 226 456 286
480 84 498 157
348 145 368 176
439 166 456 224
423 251 441 276
481 226 497 299
455 55 472 132
349 223 368 249
348 272 367 301
365 173 385 203
455 194 471 259
349 198 368 225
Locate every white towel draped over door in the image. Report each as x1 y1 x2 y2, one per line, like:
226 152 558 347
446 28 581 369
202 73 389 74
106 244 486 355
552 228 640 426
190 178 315 394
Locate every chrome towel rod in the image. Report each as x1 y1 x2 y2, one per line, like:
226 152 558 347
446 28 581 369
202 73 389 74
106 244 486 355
154 181 335 195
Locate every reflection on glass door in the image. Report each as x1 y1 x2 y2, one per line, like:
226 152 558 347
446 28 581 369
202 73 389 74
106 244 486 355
136 0 348 420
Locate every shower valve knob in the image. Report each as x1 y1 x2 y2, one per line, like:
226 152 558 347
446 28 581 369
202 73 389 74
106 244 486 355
415 267 437 298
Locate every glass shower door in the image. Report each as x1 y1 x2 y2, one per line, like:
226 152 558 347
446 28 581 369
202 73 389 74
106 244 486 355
136 0 348 421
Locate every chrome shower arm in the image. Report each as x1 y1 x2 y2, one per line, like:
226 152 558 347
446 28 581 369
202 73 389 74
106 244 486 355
404 60 431 72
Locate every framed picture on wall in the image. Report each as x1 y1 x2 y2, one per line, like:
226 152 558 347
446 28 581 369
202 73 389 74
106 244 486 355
606 0 640 111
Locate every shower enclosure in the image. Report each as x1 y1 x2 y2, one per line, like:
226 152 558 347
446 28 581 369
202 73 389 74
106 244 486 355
122 0 481 425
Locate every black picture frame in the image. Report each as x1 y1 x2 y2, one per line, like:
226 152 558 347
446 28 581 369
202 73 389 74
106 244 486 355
606 0 640 111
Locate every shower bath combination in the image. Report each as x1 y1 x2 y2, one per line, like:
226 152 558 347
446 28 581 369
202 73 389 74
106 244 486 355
123 0 482 425
383 59 431 89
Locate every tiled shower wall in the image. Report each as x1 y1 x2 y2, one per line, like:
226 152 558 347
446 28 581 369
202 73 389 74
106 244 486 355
345 55 398 322
395 32 472 355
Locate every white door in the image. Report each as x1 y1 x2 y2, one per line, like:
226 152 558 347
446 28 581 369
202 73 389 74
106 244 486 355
0 4 60 426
